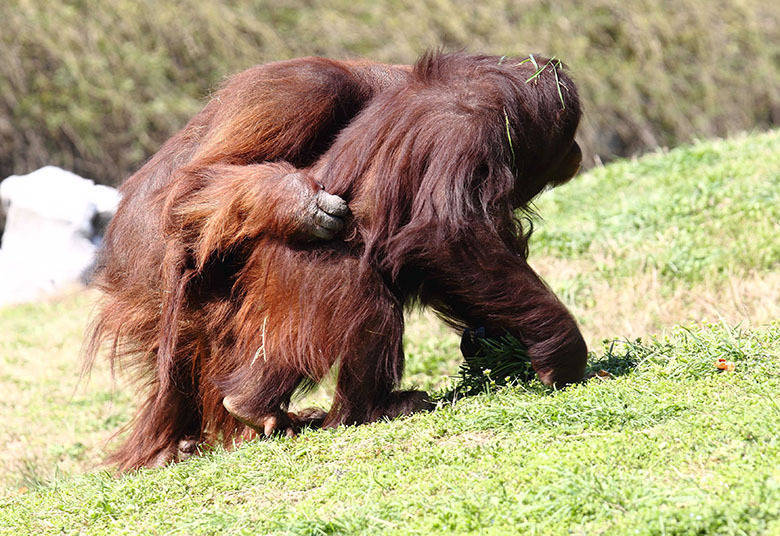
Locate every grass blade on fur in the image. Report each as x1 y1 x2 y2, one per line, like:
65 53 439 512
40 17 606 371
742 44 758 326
504 108 516 169
551 58 566 109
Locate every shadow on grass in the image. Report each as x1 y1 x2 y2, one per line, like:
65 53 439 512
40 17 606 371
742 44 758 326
585 338 646 378
438 331 648 399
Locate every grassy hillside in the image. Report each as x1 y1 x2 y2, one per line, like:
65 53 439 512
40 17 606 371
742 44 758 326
530 129 779 345
0 132 778 534
1 0 777 185
2 324 778 535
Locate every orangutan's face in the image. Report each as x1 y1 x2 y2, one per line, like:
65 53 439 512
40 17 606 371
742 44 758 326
547 141 582 187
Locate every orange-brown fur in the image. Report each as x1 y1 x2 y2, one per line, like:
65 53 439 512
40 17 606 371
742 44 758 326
87 52 586 471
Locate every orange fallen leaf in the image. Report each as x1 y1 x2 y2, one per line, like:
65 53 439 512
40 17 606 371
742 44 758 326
586 369 614 380
715 359 735 371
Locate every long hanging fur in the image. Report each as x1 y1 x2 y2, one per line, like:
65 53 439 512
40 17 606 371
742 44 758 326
321 52 580 275
85 52 586 471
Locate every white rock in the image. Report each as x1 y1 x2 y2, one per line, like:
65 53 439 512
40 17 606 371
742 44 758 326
0 166 120 307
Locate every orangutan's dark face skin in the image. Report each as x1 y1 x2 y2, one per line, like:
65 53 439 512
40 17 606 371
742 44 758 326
548 141 582 187
514 141 582 207
550 141 582 186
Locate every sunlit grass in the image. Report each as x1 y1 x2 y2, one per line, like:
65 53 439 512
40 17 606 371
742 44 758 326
1 322 777 535
0 132 778 534
532 130 779 347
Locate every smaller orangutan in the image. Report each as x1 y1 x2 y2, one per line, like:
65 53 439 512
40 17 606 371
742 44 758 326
87 52 586 471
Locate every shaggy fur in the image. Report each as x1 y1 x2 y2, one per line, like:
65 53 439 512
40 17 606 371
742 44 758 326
86 52 586 471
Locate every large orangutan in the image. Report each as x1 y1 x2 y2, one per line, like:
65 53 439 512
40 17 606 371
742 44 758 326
86 52 586 471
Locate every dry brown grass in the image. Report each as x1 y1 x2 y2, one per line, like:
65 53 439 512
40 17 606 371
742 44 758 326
1 0 777 185
533 256 780 350
0 291 132 495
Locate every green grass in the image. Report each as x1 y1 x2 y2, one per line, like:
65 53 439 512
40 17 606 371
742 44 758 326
528 130 779 345
1 323 778 535
0 132 778 534
532 130 780 284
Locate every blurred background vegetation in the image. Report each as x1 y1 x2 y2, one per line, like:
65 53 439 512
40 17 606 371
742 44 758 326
1 0 777 186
